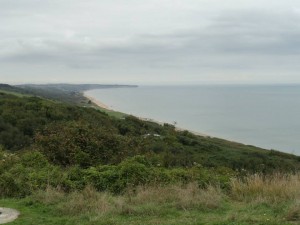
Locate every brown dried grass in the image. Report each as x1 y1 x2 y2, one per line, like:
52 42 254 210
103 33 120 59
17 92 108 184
230 173 300 203
128 182 223 210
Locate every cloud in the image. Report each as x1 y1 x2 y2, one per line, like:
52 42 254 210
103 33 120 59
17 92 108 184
1 0 300 83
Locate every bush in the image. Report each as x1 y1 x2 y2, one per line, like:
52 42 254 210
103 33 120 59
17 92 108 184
0 150 66 197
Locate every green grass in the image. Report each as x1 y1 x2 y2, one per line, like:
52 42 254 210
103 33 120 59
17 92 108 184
1 177 300 225
0 199 72 225
90 104 127 119
0 197 296 225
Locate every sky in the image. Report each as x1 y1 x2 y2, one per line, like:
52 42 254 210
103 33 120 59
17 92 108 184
1 0 300 85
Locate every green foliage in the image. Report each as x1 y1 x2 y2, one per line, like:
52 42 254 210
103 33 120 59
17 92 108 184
0 151 65 197
0 91 299 198
35 121 126 167
81 155 235 194
83 156 153 193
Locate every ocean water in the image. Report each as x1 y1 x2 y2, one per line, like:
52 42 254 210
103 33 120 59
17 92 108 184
85 85 300 155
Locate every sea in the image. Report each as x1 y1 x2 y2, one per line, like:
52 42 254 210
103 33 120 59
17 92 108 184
85 85 300 155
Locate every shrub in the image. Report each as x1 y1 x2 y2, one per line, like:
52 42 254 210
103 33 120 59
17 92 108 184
0 150 66 197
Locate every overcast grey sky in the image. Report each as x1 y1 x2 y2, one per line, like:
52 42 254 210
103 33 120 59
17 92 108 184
1 0 300 84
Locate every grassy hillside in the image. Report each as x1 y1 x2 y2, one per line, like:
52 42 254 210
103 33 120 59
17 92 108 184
0 91 299 171
0 85 300 224
1 174 300 224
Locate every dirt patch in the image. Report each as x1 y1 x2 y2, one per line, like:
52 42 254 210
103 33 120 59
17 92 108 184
0 207 20 224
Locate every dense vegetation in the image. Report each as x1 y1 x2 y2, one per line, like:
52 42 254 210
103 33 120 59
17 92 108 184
1 85 300 224
0 89 300 196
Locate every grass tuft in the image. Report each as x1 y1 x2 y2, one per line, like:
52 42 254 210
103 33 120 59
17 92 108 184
230 173 300 203
127 183 223 210
31 186 65 205
59 185 114 216
285 203 300 221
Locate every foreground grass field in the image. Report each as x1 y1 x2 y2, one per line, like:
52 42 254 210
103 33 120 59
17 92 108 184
1 174 300 225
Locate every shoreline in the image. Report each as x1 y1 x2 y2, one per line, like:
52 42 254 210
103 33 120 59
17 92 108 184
83 91 209 137
83 92 112 110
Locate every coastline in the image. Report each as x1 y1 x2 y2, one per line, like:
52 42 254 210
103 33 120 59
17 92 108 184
83 91 209 137
83 92 112 110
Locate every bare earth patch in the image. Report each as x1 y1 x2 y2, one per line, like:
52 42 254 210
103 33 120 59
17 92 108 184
0 207 20 224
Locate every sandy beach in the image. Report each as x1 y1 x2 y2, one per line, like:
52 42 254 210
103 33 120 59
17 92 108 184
83 91 209 137
83 92 112 110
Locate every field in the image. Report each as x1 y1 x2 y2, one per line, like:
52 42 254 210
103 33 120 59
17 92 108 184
1 174 300 225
